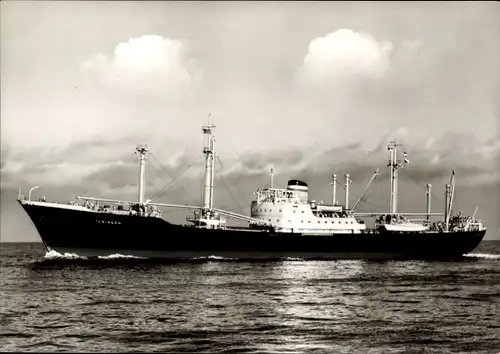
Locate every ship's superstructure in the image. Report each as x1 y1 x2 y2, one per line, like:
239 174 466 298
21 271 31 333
250 180 366 234
16 116 487 259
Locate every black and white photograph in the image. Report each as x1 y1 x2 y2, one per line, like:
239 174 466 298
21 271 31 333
1 1 499 353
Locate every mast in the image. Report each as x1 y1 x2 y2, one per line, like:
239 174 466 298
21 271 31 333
444 183 450 230
270 168 274 189
202 114 216 212
136 145 149 204
449 170 456 217
426 184 432 222
331 174 337 205
387 140 402 214
345 174 350 210
388 143 394 212
445 170 456 231
210 137 216 209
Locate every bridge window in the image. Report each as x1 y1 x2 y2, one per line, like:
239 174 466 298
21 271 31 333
302 211 305 213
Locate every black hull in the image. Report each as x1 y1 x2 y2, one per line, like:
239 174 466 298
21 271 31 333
20 203 486 260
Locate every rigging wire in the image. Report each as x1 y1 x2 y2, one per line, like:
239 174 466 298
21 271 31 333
351 147 449 213
147 157 172 185
358 164 389 212
147 153 199 204
147 160 190 205
398 166 446 208
149 161 198 202
333 165 389 212
216 130 267 177
207 130 269 212
350 143 446 213
336 179 387 212
216 156 247 215
149 153 176 181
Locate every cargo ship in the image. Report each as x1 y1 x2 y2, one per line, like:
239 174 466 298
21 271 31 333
17 117 486 259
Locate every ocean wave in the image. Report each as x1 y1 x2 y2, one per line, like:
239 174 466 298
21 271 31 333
282 257 305 261
97 254 147 259
188 255 239 261
464 253 500 260
44 250 87 260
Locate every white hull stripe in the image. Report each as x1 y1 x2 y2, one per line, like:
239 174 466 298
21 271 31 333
287 185 308 191
20 200 98 212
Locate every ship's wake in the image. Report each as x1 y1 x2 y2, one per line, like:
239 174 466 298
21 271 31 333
44 250 88 260
34 252 308 267
188 255 239 261
97 253 147 260
33 251 499 268
464 253 500 260
43 250 146 260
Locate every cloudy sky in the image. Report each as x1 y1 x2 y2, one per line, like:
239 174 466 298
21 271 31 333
1 1 499 241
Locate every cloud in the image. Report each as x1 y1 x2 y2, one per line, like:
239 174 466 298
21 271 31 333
0 145 11 170
219 131 500 188
400 39 423 53
3 129 499 196
299 29 393 85
81 35 198 95
0 135 205 205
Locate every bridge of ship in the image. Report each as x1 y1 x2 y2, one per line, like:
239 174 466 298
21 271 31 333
254 188 307 204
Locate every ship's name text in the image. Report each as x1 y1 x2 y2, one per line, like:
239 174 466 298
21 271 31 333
96 220 122 225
